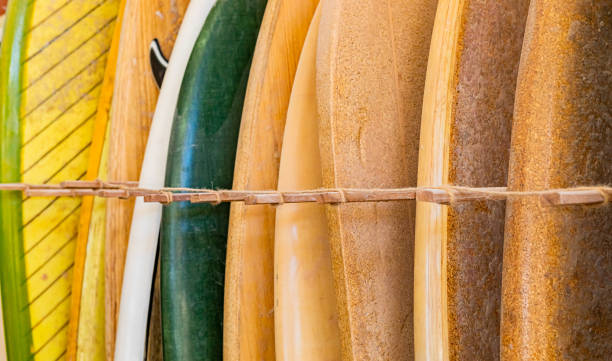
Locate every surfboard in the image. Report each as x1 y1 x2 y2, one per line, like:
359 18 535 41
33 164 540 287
273 6 341 360
223 0 318 359
0 0 119 360
315 1 436 359
160 0 266 359
501 1 611 359
105 1 189 359
413 1 529 360
113 1 216 360
0 3 8 360
64 2 125 361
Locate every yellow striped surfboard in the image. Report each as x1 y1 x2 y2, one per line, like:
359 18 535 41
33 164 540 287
0 1 119 360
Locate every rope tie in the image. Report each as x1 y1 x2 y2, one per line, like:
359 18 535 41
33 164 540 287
334 188 347 204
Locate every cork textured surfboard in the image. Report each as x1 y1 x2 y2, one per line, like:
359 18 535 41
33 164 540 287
0 1 119 360
316 0 436 359
113 1 216 360
413 1 529 360
223 0 318 359
274 6 341 360
501 1 611 359
105 1 189 359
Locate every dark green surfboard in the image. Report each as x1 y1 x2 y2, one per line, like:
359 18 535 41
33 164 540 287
160 0 267 360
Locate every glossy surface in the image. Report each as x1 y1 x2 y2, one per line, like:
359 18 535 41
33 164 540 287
316 0 436 359
274 6 341 360
113 1 216 360
66 2 125 360
501 1 611 359
160 0 266 359
414 0 528 360
0 1 119 360
105 1 189 359
223 0 318 359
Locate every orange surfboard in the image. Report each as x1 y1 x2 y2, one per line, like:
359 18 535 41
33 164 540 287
501 1 612 359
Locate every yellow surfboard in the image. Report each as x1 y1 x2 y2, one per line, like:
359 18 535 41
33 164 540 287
0 1 119 360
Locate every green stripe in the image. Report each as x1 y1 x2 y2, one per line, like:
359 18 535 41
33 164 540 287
0 0 33 360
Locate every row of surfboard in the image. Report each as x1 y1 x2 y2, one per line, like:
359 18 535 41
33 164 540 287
0 0 609 360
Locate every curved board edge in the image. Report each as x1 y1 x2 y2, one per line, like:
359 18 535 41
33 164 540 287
65 1 126 360
223 0 319 359
0 1 33 360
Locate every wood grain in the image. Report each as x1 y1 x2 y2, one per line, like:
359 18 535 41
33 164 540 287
223 0 318 360
106 1 189 360
414 0 529 360
316 0 436 359
502 1 612 359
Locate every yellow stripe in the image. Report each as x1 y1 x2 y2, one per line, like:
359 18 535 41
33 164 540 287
19 0 120 360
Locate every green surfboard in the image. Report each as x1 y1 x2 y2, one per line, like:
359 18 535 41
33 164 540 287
160 0 267 359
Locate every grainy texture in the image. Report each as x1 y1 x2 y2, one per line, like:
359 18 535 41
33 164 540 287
446 1 528 360
106 2 189 359
316 0 436 359
223 0 318 360
502 0 612 359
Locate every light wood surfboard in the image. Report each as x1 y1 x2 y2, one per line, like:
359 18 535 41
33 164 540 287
316 0 436 359
0 1 119 360
413 1 529 360
65 3 125 361
223 0 318 359
501 1 611 359
274 6 341 361
113 1 216 360
105 1 189 359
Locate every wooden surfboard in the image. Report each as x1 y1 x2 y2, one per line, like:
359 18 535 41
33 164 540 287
160 0 266 359
0 0 119 360
105 1 189 359
316 0 436 359
501 1 611 359
65 2 125 361
113 1 216 360
223 0 318 359
414 1 529 360
274 6 341 361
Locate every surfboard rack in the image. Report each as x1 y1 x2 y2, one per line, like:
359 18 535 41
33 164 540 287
0 181 609 207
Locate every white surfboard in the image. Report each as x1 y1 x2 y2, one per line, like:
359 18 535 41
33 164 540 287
113 1 217 360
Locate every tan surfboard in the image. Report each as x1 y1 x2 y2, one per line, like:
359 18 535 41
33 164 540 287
273 5 341 361
501 1 611 359
316 0 437 359
106 1 189 359
223 0 318 360
413 0 529 360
